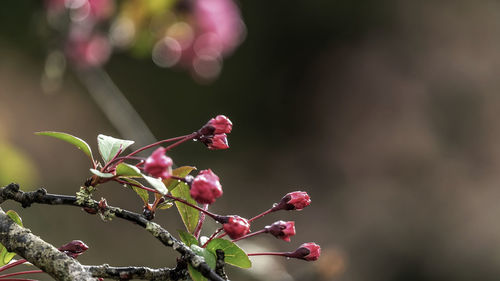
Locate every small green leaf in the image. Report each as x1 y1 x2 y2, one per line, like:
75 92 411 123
90 169 114 178
178 230 199 247
97 134 134 163
1 210 23 265
143 175 168 195
5 210 23 227
36 131 94 162
163 166 196 191
206 238 252 268
115 163 142 177
157 201 174 210
121 178 149 205
170 182 199 233
188 245 216 281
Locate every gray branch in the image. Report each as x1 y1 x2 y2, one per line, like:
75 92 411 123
0 208 96 281
0 183 226 281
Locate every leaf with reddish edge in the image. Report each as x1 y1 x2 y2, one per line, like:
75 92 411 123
121 178 149 205
188 245 216 281
89 169 114 178
178 230 199 247
206 238 251 268
171 182 199 233
115 163 142 177
0 211 23 265
163 166 196 192
35 131 94 163
97 134 134 163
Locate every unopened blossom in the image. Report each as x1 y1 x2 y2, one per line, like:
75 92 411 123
265 220 296 242
207 133 229 150
190 169 223 204
280 191 311 211
58 240 89 258
291 242 321 261
223 215 250 239
207 115 233 134
144 147 173 179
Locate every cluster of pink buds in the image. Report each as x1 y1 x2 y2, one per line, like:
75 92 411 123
58 240 90 259
63 114 320 267
197 115 232 150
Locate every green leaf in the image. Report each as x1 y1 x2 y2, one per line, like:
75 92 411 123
206 238 252 268
178 230 199 247
170 182 199 233
5 210 23 227
157 201 174 210
188 245 216 281
97 134 134 163
36 131 94 162
1 210 23 265
90 169 114 178
163 166 196 191
121 178 149 205
143 175 168 195
115 163 142 177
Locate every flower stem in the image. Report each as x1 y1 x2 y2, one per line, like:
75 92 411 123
248 206 277 223
247 252 290 257
194 204 209 239
0 270 44 278
126 133 198 158
231 229 267 242
201 227 223 248
0 260 26 273
165 194 219 219
115 179 157 193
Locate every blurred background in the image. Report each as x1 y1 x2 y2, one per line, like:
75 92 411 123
3 0 500 280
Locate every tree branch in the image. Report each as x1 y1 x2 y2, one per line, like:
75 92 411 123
0 208 96 281
84 262 187 281
0 183 226 281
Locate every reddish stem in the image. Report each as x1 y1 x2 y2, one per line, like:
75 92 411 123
248 252 290 257
248 207 277 223
163 133 198 152
101 146 123 172
0 278 38 281
193 204 209 239
0 270 43 279
115 179 157 193
231 229 267 242
201 227 223 248
125 133 197 159
0 260 26 273
165 195 218 220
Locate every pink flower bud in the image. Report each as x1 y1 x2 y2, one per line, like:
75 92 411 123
207 115 233 134
58 240 89 258
223 215 250 239
190 169 223 204
144 147 173 179
265 220 296 242
281 191 311 211
292 242 321 261
207 133 229 150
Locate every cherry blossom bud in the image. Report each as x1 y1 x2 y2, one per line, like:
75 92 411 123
265 220 296 242
222 215 250 239
207 115 233 134
190 169 223 204
58 240 89 258
207 133 229 150
280 191 311 211
291 242 321 261
144 147 173 179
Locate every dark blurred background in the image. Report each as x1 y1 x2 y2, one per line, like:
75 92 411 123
3 1 500 280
